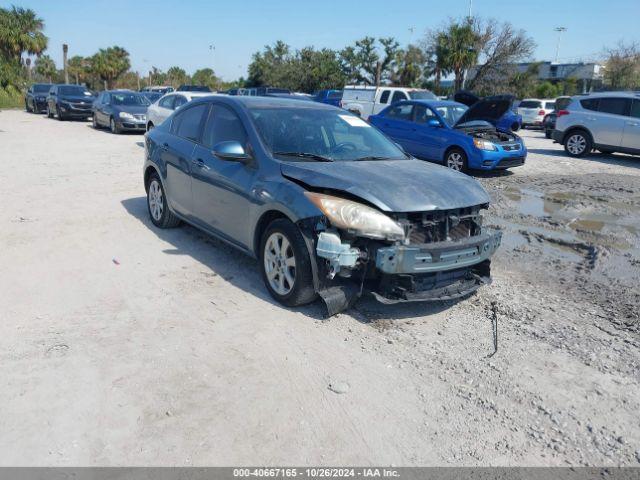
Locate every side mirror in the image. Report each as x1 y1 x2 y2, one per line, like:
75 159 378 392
427 119 441 128
213 141 250 163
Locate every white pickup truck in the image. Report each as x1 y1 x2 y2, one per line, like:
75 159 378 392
340 85 436 119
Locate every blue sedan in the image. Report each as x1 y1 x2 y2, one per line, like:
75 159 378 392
369 98 527 172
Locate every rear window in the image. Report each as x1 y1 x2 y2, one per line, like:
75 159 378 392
519 101 542 108
327 91 342 99
386 104 413 120
408 90 437 100
545 102 556 109
555 98 571 110
580 98 599 111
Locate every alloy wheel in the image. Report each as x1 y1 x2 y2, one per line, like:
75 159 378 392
148 180 164 222
567 134 586 155
263 232 296 296
446 152 464 171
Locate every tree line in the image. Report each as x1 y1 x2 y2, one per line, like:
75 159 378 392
1 5 639 109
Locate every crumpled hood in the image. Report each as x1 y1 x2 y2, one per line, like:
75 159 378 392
281 159 490 212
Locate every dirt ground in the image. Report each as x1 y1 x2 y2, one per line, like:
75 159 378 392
1 109 639 466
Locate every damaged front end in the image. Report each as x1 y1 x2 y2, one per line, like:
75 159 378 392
300 199 502 316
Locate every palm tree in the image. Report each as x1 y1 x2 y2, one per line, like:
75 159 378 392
166 66 188 88
443 22 479 91
0 6 48 62
90 46 130 89
67 55 88 84
34 54 56 82
425 32 450 91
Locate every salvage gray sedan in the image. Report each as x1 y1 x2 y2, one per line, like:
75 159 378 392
143 96 501 315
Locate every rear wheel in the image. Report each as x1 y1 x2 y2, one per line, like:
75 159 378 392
147 173 181 228
259 219 316 307
445 148 468 172
564 130 592 157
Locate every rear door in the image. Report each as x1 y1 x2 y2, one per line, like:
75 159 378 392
191 104 256 247
161 103 209 217
156 94 176 124
621 99 640 151
592 97 630 147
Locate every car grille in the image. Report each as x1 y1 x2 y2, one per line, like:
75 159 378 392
498 157 525 168
71 103 92 110
133 114 146 121
398 207 483 245
502 143 520 151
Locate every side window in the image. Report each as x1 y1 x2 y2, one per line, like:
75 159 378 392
172 104 209 142
379 90 391 104
173 95 188 109
386 104 413 121
103 93 110 104
391 91 408 104
580 98 599 111
413 105 437 124
597 97 631 116
630 100 640 119
159 95 175 109
202 105 248 149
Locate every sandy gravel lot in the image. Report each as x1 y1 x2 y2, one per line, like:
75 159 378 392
0 109 639 466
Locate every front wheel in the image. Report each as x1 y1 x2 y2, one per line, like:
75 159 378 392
445 148 468 172
564 131 592 157
110 117 121 134
92 115 99 129
545 129 552 139
25 100 32 113
146 122 154 132
259 219 316 307
147 173 181 228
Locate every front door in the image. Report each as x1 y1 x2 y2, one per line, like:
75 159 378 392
191 104 256 248
379 103 415 154
411 104 442 160
590 97 630 147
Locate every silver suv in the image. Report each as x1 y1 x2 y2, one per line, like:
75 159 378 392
552 92 640 157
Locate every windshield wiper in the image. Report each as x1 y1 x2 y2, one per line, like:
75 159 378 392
353 155 393 161
273 151 334 162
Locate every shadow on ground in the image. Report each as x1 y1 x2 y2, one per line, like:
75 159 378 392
121 196 459 324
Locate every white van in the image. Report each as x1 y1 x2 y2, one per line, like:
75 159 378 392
340 86 436 119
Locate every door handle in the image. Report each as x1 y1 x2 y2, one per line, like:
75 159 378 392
192 158 208 170
626 121 639 127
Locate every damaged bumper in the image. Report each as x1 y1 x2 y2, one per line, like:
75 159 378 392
314 228 502 314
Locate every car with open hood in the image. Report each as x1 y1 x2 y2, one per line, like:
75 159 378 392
143 96 502 315
368 97 527 172
453 90 522 132
92 90 151 134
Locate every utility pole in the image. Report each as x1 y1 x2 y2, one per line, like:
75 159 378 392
62 44 69 84
554 27 567 63
468 0 473 18
25 57 32 81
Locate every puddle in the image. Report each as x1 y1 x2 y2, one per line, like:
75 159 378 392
502 186 639 238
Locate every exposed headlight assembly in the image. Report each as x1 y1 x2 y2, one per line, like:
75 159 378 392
119 111 134 120
473 138 497 151
305 192 404 241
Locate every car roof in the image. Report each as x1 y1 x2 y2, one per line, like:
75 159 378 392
190 95 337 111
582 91 640 98
403 99 465 108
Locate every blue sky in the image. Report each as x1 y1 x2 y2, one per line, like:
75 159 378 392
4 0 638 80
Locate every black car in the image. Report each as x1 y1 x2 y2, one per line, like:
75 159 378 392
25 83 52 113
92 90 150 134
46 84 96 121
543 96 572 139
177 85 212 92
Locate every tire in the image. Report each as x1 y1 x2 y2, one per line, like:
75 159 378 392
564 130 592 158
146 122 154 132
146 172 181 228
25 100 32 113
444 148 468 172
92 115 100 129
545 129 552 139
57 108 65 121
110 117 121 134
259 218 316 307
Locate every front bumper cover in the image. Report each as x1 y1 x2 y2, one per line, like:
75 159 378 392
375 230 501 275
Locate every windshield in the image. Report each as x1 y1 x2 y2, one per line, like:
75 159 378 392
250 107 407 162
519 100 542 108
142 92 162 103
433 105 468 126
33 84 51 93
111 93 150 106
408 90 436 100
59 86 92 96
